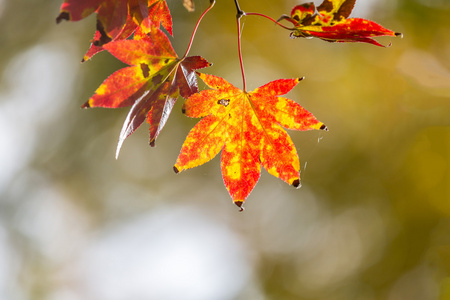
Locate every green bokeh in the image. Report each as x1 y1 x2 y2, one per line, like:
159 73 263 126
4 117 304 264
0 0 449 299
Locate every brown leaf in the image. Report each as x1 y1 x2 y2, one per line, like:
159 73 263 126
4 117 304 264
183 0 195 12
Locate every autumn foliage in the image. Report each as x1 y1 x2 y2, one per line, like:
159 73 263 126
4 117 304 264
280 0 402 47
56 0 401 210
174 74 327 208
80 28 210 156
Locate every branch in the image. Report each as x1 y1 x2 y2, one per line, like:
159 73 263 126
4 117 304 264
234 0 246 92
182 0 216 59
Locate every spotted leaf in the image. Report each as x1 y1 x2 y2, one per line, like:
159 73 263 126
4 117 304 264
174 73 327 210
281 0 402 46
56 0 173 58
82 28 211 157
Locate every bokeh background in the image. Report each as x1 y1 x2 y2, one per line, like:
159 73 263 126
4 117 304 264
1 0 449 299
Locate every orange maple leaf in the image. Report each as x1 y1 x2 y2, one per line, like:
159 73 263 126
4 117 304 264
174 73 327 210
82 29 210 156
281 0 402 46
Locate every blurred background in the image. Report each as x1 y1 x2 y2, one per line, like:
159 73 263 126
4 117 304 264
0 0 449 299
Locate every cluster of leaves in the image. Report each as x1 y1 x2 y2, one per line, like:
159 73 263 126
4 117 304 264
57 0 401 210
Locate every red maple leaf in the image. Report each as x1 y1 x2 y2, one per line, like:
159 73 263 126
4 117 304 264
280 0 402 46
82 28 210 156
174 73 327 210
56 0 173 56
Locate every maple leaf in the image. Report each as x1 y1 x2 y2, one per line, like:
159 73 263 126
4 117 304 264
56 0 173 52
82 14 139 62
280 0 402 46
174 73 327 210
82 28 211 157
146 0 173 35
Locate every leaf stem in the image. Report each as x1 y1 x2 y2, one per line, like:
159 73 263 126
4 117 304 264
233 0 243 16
245 12 295 30
182 0 215 59
234 0 246 91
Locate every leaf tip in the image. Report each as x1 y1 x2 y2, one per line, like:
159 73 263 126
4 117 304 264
292 179 301 189
320 124 328 131
234 201 245 212
173 166 180 174
298 76 305 82
56 12 69 24
395 32 403 38
276 14 291 24
149 139 156 147
81 101 91 109
115 139 125 160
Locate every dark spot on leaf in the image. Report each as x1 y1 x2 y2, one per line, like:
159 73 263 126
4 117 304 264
164 59 170 64
317 0 333 13
152 74 164 86
228 113 232 118
320 124 328 131
292 179 301 188
56 12 70 23
217 99 230 107
140 63 150 78
94 20 112 46
333 13 343 21
301 15 316 26
334 0 355 20
294 3 317 26
173 166 180 173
